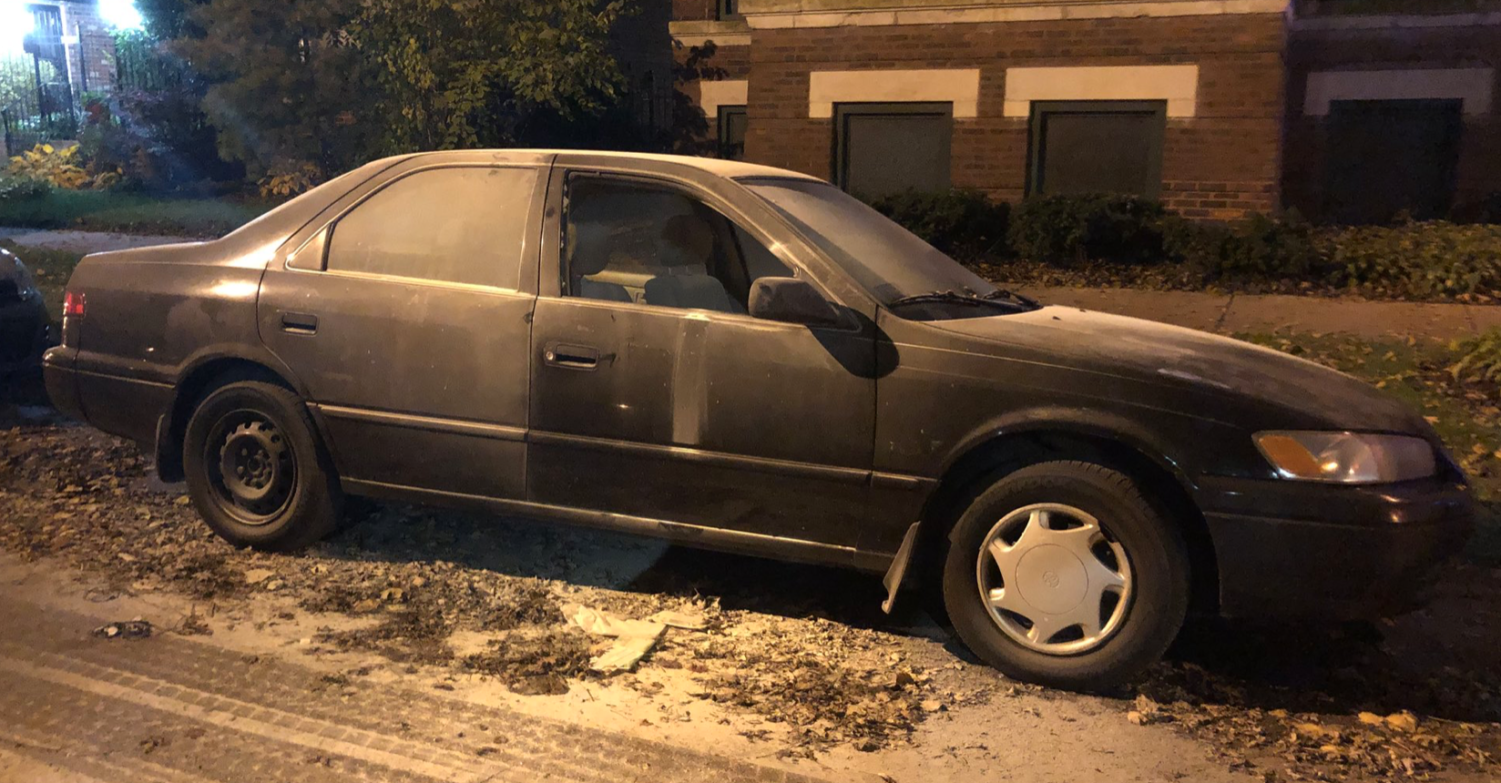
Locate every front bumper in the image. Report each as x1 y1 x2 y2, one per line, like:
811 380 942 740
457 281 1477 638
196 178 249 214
1198 474 1475 621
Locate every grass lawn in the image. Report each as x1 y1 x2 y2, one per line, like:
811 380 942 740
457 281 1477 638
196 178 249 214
0 190 274 238
1240 331 1501 563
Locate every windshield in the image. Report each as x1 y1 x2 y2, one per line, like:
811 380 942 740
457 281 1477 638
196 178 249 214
742 178 1002 307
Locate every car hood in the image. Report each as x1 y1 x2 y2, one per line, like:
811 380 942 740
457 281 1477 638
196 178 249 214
923 305 1430 434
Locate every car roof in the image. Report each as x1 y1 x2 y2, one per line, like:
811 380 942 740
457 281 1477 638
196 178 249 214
396 149 825 183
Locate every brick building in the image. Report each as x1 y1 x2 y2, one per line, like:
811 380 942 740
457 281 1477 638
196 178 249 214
1286 1 1501 223
22 1 118 96
671 0 1501 223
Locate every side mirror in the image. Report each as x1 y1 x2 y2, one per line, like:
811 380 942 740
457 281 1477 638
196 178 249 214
747 277 842 327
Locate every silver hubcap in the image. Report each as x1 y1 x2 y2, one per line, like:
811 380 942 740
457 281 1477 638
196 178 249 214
976 503 1132 655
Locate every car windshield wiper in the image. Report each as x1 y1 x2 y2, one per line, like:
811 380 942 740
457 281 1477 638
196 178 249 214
979 288 1040 308
889 289 1039 310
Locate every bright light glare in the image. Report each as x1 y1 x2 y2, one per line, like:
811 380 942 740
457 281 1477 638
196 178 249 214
1 1 35 55
98 0 144 30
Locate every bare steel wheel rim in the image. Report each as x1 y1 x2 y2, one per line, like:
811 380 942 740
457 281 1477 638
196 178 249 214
204 410 297 526
976 503 1133 655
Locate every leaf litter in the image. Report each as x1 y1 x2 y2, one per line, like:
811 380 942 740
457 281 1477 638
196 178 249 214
3 416 1500 772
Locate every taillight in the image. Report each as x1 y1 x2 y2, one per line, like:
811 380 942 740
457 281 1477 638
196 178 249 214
63 291 86 318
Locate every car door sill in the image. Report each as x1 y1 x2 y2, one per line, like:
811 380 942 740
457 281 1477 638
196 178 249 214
342 478 894 573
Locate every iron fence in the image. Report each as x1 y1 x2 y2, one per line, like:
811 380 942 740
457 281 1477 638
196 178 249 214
2 3 80 156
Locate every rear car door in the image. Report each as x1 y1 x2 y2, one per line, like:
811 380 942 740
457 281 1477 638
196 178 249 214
526 167 879 551
258 160 548 500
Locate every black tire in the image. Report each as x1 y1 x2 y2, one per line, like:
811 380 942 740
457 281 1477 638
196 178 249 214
183 380 341 551
942 461 1190 691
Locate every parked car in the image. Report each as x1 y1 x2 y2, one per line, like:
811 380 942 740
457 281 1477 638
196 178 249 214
43 151 1474 689
0 245 50 383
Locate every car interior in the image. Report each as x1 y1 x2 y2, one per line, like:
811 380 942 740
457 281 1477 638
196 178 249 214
564 176 790 313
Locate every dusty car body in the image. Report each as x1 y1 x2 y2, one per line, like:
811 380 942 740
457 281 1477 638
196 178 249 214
44 150 1474 689
0 246 50 381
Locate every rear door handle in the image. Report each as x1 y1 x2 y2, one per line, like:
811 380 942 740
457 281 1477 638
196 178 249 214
544 343 600 370
281 312 319 334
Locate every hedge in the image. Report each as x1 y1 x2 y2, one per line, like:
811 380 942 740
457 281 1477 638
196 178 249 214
864 190 1501 301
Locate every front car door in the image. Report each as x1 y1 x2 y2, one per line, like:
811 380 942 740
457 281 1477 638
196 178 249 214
258 153 549 500
526 159 884 557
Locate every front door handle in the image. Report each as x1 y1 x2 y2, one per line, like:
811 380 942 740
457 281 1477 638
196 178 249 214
281 312 319 334
544 343 600 370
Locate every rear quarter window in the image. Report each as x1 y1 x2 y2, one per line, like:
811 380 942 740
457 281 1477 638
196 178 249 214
326 166 539 289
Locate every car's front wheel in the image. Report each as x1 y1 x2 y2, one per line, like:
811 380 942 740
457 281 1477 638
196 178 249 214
183 380 341 551
942 460 1190 691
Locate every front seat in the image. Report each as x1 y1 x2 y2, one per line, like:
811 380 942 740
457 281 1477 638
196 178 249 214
644 214 742 314
568 221 632 303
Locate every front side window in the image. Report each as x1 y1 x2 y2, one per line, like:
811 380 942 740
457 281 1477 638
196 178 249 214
326 166 539 289
1029 101 1166 198
563 175 791 314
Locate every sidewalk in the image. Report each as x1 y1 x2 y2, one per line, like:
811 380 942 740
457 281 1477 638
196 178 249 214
1014 285 1501 341
2 225 1495 341
0 227 202 255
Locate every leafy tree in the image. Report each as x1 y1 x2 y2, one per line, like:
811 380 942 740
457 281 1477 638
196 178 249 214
172 0 633 180
670 41 727 156
175 0 378 180
352 0 629 154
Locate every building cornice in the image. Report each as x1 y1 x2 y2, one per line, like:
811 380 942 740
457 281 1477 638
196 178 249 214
670 20 753 47
738 0 1289 29
1290 11 1501 31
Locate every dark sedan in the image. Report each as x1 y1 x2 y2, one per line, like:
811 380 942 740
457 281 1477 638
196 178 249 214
43 150 1474 690
1 245 50 383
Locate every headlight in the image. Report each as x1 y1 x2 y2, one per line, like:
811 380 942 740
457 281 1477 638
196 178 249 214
1254 431 1437 484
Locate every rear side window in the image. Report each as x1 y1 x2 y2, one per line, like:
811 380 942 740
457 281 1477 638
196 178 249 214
327 166 538 289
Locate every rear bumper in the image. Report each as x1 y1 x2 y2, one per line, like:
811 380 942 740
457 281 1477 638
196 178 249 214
43 348 171 446
42 346 86 420
1198 475 1475 621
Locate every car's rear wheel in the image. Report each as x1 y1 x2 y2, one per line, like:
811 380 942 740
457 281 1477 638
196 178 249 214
942 460 1190 691
183 380 341 551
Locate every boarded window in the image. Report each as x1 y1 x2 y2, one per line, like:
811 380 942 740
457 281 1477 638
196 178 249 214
719 105 748 161
1325 99 1462 224
327 167 538 289
1029 101 1166 198
835 103 952 198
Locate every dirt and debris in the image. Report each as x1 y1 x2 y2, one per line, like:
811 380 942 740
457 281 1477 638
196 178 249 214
93 619 153 640
568 604 709 672
0 422 948 753
4 417 1501 774
462 627 594 695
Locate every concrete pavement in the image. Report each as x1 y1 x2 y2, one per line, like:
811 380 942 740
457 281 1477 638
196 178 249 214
0 588 838 783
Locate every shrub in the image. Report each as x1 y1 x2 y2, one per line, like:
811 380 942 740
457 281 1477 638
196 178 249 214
1450 328 1501 386
1318 221 1501 299
7 144 94 190
1008 194 1167 265
1163 212 1321 279
865 189 1010 260
0 175 51 205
